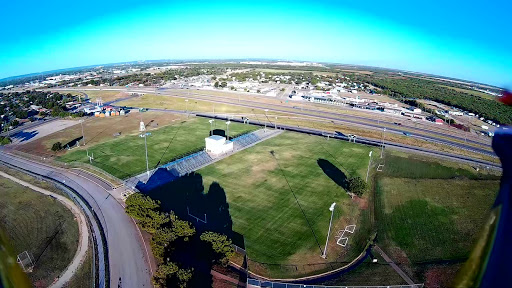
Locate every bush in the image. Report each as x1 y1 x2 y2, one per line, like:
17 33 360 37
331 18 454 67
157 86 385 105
0 136 11 145
51 142 63 152
348 176 367 197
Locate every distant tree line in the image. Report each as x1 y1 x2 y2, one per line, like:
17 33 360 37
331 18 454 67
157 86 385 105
367 77 512 124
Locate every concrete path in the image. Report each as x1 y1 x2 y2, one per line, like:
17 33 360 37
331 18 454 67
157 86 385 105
0 171 89 288
374 245 415 285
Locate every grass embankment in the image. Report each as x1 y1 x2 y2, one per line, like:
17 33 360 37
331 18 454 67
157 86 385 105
198 131 378 278
0 172 79 286
375 151 500 285
59 118 258 179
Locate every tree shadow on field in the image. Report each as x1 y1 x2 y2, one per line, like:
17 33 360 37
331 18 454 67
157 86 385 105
317 158 349 191
63 136 83 148
140 172 243 286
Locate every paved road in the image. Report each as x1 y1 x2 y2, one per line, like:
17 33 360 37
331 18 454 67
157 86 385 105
97 87 494 157
0 151 152 288
0 171 90 287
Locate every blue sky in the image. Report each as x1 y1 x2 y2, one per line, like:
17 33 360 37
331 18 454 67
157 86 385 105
1 0 510 86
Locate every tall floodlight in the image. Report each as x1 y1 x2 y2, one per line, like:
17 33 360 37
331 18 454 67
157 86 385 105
275 116 278 129
380 128 386 158
140 121 150 180
209 119 214 136
226 120 231 140
185 99 189 118
264 109 269 131
79 119 86 146
366 151 373 182
321 202 336 259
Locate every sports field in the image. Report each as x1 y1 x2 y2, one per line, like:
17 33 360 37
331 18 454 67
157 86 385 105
17 111 183 156
198 131 378 277
0 171 79 286
375 151 499 284
59 117 258 179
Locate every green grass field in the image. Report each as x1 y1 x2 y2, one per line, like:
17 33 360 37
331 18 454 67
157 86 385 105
0 173 79 286
376 151 499 263
59 118 258 179
198 132 378 277
439 85 496 100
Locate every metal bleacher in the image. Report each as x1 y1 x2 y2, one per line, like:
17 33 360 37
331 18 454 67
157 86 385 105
162 129 278 177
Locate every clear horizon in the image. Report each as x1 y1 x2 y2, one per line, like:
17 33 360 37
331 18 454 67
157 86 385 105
1 0 511 87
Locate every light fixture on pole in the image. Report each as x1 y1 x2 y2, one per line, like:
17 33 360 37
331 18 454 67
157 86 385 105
139 121 150 181
226 120 231 140
185 99 189 118
321 202 336 259
208 119 214 136
366 151 373 182
275 116 277 129
79 119 86 146
264 109 269 131
380 128 386 158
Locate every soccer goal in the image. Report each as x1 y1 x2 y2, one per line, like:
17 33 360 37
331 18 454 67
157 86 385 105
187 206 207 224
17 251 34 272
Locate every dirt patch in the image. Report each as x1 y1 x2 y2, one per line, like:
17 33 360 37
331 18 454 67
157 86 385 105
15 112 184 157
353 196 368 210
423 263 463 288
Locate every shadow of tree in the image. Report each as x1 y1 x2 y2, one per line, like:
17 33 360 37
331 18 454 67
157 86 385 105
63 136 83 148
317 158 348 191
139 172 243 286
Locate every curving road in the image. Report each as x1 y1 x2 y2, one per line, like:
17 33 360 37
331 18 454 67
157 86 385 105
0 151 152 288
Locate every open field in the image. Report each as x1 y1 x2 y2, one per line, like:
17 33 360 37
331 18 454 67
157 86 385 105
195 131 378 277
58 117 258 179
16 111 184 157
0 171 79 286
58 89 129 102
119 92 493 156
118 93 258 114
375 151 500 283
439 85 496 100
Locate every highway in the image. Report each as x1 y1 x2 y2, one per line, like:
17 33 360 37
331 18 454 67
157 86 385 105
0 150 153 288
98 87 496 158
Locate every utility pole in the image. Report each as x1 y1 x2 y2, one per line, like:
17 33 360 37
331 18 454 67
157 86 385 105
380 128 385 158
264 109 268 131
274 116 277 129
140 120 150 181
366 151 373 182
185 99 189 118
209 119 214 136
226 120 231 140
79 119 86 146
321 203 336 259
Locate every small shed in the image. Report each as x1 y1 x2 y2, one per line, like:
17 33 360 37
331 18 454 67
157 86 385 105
205 135 233 155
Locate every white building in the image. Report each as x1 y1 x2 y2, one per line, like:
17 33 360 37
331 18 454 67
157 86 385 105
205 135 233 155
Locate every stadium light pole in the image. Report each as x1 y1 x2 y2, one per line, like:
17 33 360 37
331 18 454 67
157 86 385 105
139 120 150 181
79 119 86 146
275 116 277 129
264 109 269 131
366 151 373 182
226 120 231 140
321 202 336 259
185 99 189 118
380 128 386 159
209 119 214 136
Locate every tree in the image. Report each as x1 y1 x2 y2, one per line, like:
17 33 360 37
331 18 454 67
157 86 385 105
0 136 11 145
257 89 261 93
347 176 367 197
51 142 62 151
10 119 19 127
200 232 235 266
125 193 169 233
214 81 219 88
220 81 227 88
